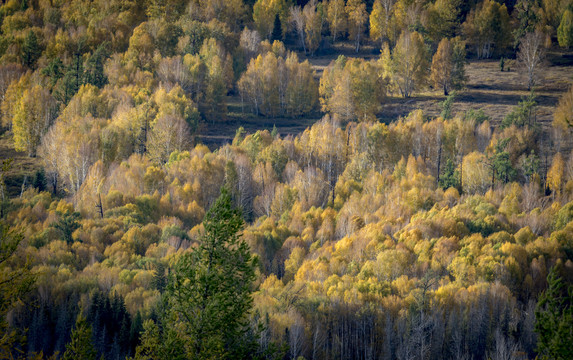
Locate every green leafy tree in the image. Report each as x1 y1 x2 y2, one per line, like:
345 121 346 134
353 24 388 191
52 210 81 244
271 14 282 42
439 158 460 190
165 187 257 359
501 91 537 128
520 150 540 183
535 264 573 360
62 313 97 360
84 42 110 88
440 92 456 119
0 221 34 358
131 320 162 360
21 30 42 69
513 0 540 48
492 138 516 185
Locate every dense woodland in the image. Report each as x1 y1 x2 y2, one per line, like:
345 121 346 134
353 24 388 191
1 0 573 359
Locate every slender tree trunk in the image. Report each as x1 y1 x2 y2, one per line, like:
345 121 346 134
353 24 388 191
436 142 442 185
96 194 104 219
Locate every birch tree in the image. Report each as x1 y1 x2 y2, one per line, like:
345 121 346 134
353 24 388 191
517 30 546 91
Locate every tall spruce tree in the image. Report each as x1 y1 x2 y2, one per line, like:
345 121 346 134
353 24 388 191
0 220 34 358
21 30 41 69
164 187 257 359
62 313 97 360
271 14 282 41
535 264 573 360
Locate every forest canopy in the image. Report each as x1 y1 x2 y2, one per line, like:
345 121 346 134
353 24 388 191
0 0 572 359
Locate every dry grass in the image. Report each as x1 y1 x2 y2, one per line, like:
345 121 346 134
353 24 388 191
300 43 573 129
200 46 573 150
0 133 42 196
372 50 572 126
196 96 322 148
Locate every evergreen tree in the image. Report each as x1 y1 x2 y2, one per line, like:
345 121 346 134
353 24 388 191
271 14 282 41
439 159 460 190
130 311 143 355
513 0 540 48
492 138 516 185
501 92 537 128
42 58 65 90
52 211 81 244
21 30 42 69
165 187 257 359
62 313 97 360
84 42 110 88
440 92 456 120
55 52 84 104
33 168 46 191
520 150 540 183
131 320 164 360
0 220 34 358
535 264 573 360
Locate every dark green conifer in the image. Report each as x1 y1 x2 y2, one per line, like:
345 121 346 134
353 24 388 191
535 264 573 360
62 313 97 360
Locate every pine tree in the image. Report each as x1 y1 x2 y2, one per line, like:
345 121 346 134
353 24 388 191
84 42 110 88
52 211 81 244
440 92 456 119
165 187 257 359
0 219 34 358
131 320 162 360
62 313 97 360
492 138 515 185
55 51 85 104
130 311 143 354
21 30 41 69
42 58 64 89
535 264 573 360
271 14 282 41
439 159 460 190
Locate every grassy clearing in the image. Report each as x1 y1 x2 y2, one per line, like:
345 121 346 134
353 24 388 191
0 133 42 197
196 95 323 148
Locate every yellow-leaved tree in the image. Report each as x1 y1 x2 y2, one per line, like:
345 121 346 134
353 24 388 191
319 56 386 121
547 152 564 199
430 37 467 96
370 0 400 45
345 0 368 52
12 84 58 156
253 0 289 39
326 0 347 43
387 30 428 98
462 0 511 59
238 49 318 117
553 86 573 131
